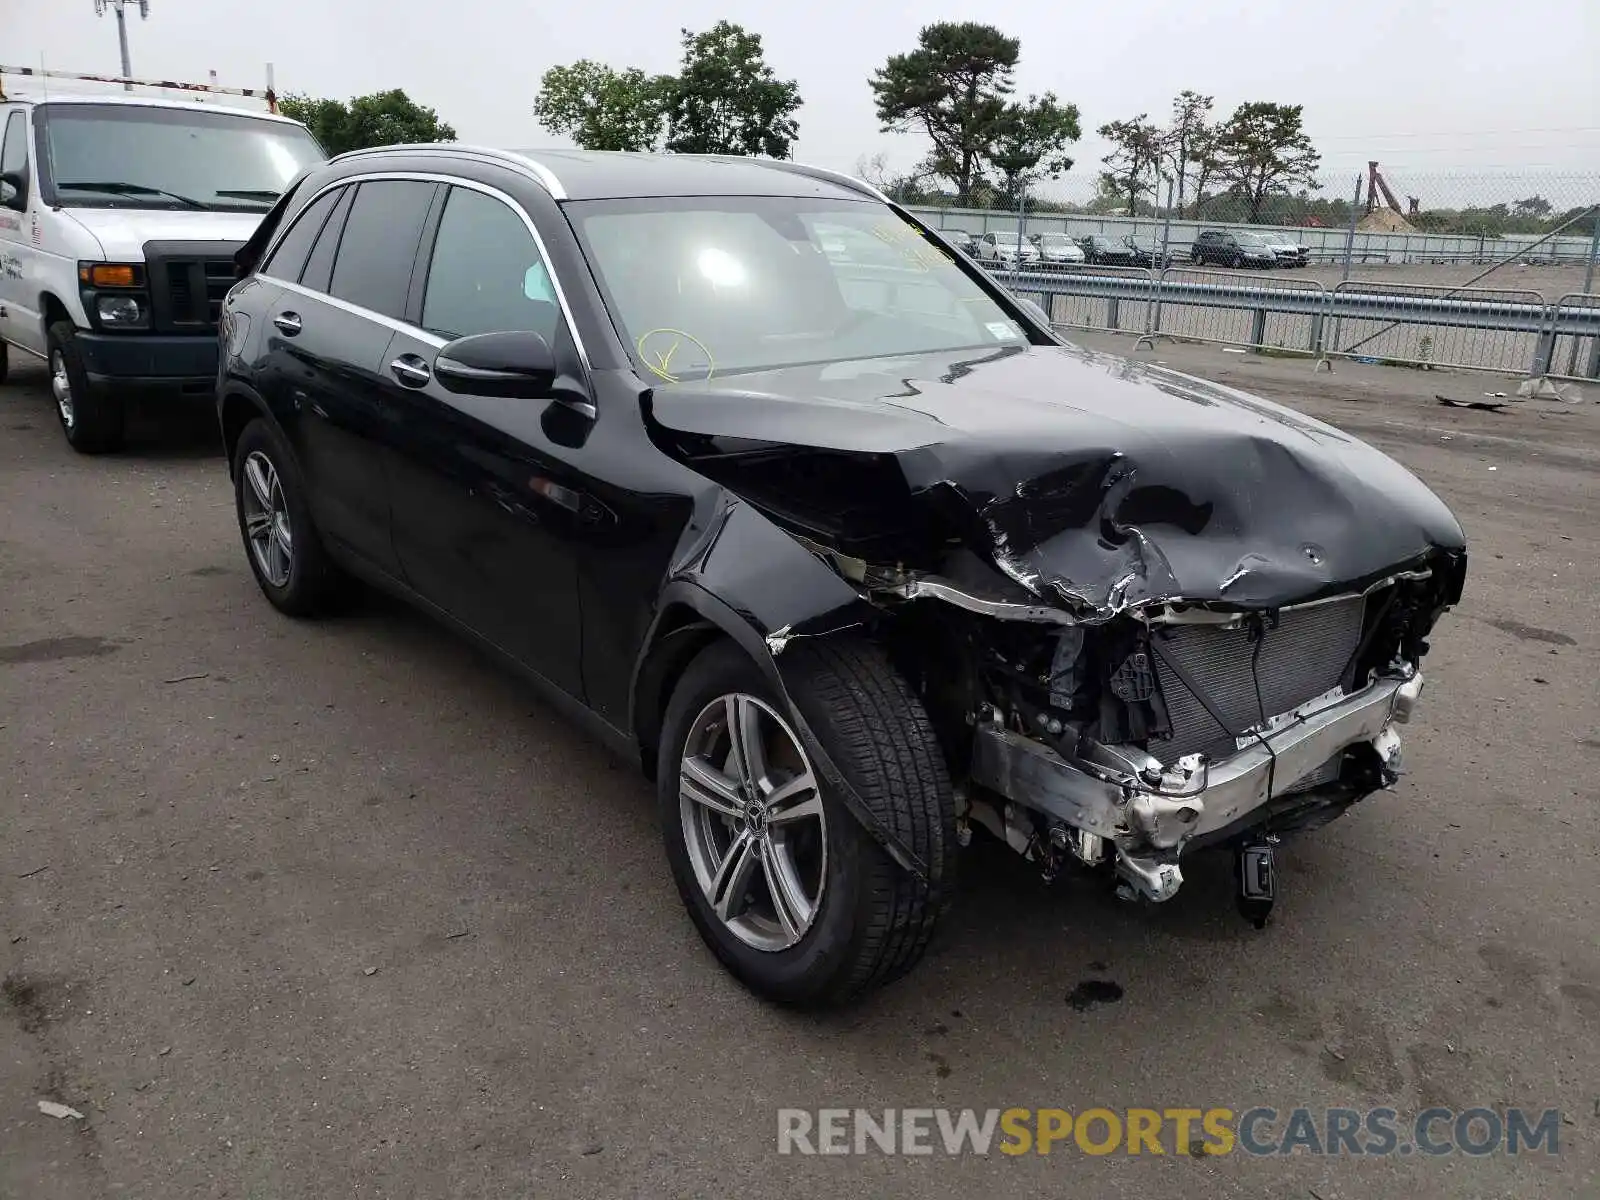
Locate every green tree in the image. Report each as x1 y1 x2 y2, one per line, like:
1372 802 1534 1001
870 22 1017 198
1096 115 1162 215
1209 102 1321 222
278 89 455 156
1161 90 1214 216
989 94 1081 208
534 61 671 152
663 21 802 158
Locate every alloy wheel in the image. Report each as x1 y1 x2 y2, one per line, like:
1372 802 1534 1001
50 350 74 430
241 450 293 588
678 693 827 952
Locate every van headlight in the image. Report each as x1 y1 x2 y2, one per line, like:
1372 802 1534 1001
97 295 148 327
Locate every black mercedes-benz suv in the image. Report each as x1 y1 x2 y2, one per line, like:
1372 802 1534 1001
218 147 1465 1006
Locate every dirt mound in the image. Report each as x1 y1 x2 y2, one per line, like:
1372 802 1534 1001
1358 208 1415 233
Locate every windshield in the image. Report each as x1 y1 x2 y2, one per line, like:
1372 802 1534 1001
568 196 1030 381
1040 234 1071 246
1237 233 1270 247
39 104 324 211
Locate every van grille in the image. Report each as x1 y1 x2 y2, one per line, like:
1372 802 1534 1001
160 259 235 329
142 240 243 333
1149 598 1367 762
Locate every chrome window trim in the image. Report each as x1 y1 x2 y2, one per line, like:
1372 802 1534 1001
326 144 567 201
269 277 449 348
255 170 591 368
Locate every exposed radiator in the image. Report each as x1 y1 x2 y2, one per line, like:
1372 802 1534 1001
1150 597 1367 762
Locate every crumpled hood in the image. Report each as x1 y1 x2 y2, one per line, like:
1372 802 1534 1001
61 207 263 260
648 342 1467 617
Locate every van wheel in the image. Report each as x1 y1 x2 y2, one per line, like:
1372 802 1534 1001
658 637 956 1007
48 322 124 454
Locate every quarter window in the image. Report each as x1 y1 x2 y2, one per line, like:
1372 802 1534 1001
329 180 436 320
421 186 560 343
261 188 340 282
301 186 354 294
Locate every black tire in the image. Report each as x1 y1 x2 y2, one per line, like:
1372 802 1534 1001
0 339 9 386
231 416 345 616
48 321 124 453
657 637 956 1007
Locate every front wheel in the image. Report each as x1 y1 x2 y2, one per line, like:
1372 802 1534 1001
48 322 124 454
658 638 955 1006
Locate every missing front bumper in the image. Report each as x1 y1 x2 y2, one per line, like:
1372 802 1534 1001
968 670 1423 900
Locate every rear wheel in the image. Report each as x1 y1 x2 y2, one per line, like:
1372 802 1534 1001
658 638 955 1006
48 322 124 454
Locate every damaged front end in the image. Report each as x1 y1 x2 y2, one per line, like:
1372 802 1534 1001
817 542 1460 915
646 345 1468 920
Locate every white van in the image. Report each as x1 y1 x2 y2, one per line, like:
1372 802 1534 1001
0 93 323 452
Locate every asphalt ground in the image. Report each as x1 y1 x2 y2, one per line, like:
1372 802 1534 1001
2 344 1597 1199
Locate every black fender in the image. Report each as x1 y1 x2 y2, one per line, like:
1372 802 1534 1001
215 381 278 477
629 494 933 885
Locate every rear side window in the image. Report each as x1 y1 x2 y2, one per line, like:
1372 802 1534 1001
329 180 435 320
261 188 339 282
421 187 560 342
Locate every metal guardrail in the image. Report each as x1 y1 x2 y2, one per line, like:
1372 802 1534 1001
987 264 1600 380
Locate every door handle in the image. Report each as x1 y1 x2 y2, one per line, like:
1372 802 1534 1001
272 311 302 336
389 354 431 388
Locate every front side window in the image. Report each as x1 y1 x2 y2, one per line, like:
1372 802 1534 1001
328 180 435 320
37 103 322 212
421 187 560 344
568 195 1029 382
1 111 28 179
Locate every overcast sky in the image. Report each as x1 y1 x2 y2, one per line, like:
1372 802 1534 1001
8 0 1598 199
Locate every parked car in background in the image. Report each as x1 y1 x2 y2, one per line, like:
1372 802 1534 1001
1076 235 1147 267
0 89 324 453
1190 230 1279 269
219 146 1465 1008
941 228 980 258
1031 232 1085 265
976 230 1039 267
1122 237 1173 269
1260 231 1311 267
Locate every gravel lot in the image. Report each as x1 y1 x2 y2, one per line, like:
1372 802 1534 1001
1298 260 1593 300
2 347 1597 1199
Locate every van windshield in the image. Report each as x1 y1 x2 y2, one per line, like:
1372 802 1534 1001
38 103 324 212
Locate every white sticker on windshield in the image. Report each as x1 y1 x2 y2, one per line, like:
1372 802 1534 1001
986 321 1021 340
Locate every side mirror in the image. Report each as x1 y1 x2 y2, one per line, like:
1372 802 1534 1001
1018 298 1051 329
434 330 558 399
0 172 25 211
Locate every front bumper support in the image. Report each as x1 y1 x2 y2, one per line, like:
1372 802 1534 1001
969 670 1423 897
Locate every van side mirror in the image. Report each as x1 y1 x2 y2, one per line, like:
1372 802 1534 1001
434 330 558 398
0 172 25 211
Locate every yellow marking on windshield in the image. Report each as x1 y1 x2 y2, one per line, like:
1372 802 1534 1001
637 328 716 383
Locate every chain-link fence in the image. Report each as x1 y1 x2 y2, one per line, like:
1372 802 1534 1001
904 170 1599 292
912 170 1599 380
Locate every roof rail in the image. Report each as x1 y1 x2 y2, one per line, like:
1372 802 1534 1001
0 63 280 112
326 143 566 200
680 154 891 204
